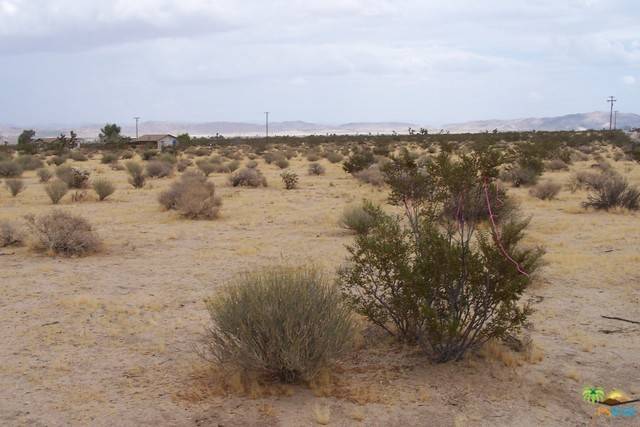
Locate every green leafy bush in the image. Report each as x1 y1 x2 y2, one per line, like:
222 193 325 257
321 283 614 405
204 266 354 383
342 149 375 174
337 151 543 362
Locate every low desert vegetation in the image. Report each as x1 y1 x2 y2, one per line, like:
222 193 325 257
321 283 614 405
159 171 222 219
56 165 90 189
92 178 116 201
0 160 22 178
582 171 640 211
24 210 101 256
529 181 562 200
280 171 299 190
353 165 385 186
5 178 26 197
0 220 23 247
308 162 325 176
36 167 53 183
204 266 354 383
44 180 69 204
145 160 174 178
230 167 268 187
338 202 378 235
125 161 146 188
16 154 44 171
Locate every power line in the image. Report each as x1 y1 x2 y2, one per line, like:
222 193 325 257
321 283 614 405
607 96 616 131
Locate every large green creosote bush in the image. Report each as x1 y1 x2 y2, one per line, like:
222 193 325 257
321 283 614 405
337 150 543 362
204 266 355 383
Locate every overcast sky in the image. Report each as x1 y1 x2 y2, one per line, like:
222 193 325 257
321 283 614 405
1 0 639 126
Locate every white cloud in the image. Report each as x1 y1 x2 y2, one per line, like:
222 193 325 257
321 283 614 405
623 75 637 85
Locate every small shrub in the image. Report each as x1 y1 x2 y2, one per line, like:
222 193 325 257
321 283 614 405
325 151 343 164
246 160 258 169
177 158 192 172
0 221 22 247
71 190 88 203
529 181 561 200
196 159 217 177
306 152 321 162
280 171 299 189
5 179 25 197
582 173 640 211
125 161 146 188
121 150 134 160
545 159 568 171
229 168 268 187
92 178 115 201
0 160 22 178
56 165 90 189
47 155 67 166
204 266 354 383
500 166 539 187
158 153 177 164
142 149 158 161
45 180 69 204
25 210 101 256
308 162 325 176
338 202 379 235
16 155 44 170
354 165 385 186
226 160 241 172
145 160 173 178
159 171 222 219
343 149 375 174
37 168 53 183
275 158 290 169
69 151 88 161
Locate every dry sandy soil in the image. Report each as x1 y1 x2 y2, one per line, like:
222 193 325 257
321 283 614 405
1 149 639 426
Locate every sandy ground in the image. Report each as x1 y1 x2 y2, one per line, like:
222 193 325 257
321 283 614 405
1 151 639 426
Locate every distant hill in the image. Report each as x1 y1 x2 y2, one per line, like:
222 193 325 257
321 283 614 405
1 112 639 142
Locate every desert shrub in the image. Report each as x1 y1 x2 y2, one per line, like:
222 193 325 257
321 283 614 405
16 155 44 170
226 160 241 172
5 179 25 197
0 221 22 247
338 202 379 235
101 152 119 164
35 168 52 183
204 266 354 383
177 158 192 172
306 152 321 162
24 210 101 256
142 149 158 161
354 165 385 186
158 153 177 164
325 151 343 163
263 151 284 165
545 159 568 171
582 173 640 211
343 149 375 174
92 178 115 201
47 155 67 166
45 180 69 204
229 168 267 187
246 160 258 169
500 166 539 187
71 190 88 203
125 161 146 188
145 160 173 178
280 171 299 189
275 158 290 169
308 162 325 176
612 151 626 162
196 159 217 176
69 151 88 161
121 150 134 159
529 181 561 200
159 171 222 219
337 151 543 362
567 171 605 193
591 160 613 173
56 165 90 189
0 160 22 178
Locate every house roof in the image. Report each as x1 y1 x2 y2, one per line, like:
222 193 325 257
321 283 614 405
136 134 176 142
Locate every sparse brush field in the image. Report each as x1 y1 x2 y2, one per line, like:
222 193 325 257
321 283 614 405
1 133 640 426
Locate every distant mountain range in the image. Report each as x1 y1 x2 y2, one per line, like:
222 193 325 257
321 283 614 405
1 112 639 142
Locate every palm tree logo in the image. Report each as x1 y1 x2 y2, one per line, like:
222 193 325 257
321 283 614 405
583 386 606 404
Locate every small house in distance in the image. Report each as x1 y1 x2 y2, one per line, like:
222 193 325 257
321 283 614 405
135 134 177 150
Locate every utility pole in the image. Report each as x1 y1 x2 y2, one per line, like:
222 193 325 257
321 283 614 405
614 110 618 130
607 96 616 130
264 112 269 143
134 116 140 139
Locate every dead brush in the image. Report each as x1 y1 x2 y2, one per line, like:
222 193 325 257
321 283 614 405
0 221 23 247
5 178 26 197
24 210 101 256
158 171 221 219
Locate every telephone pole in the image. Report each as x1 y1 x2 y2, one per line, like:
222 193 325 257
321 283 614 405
607 96 616 130
614 110 618 130
264 112 269 143
134 116 140 139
